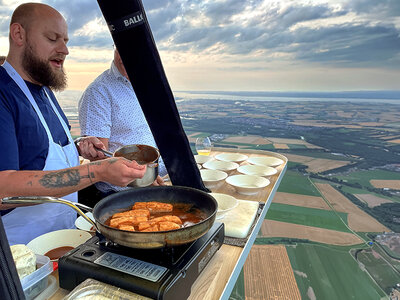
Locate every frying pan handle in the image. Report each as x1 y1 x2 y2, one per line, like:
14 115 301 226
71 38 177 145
1 196 97 229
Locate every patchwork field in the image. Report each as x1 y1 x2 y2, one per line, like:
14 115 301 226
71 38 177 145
70 120 80 137
357 247 400 294
283 153 351 173
266 203 350 232
222 135 271 145
370 180 400 190
286 244 387 300
273 192 331 210
289 120 362 129
315 183 389 232
274 143 290 149
261 220 363 245
244 245 301 300
354 194 393 208
335 169 400 188
277 171 321 196
266 138 322 149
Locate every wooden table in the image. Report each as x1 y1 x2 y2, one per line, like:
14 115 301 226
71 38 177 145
51 148 287 300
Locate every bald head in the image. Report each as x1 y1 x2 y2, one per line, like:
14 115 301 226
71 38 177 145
7 2 69 90
10 2 65 35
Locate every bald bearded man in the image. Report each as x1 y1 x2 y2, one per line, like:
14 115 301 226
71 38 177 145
0 3 147 245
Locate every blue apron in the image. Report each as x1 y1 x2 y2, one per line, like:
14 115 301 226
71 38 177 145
2 61 79 245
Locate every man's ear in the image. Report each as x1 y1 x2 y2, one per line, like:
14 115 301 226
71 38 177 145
9 23 25 47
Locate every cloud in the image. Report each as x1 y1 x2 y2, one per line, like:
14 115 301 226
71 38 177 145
1 0 400 69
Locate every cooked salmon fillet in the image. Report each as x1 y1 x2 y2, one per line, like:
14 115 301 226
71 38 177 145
150 215 182 225
159 221 180 231
112 209 150 219
132 202 173 213
140 224 159 232
118 225 135 231
109 216 148 228
137 221 158 231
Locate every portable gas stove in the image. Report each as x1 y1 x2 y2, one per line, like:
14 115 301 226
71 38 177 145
59 222 224 300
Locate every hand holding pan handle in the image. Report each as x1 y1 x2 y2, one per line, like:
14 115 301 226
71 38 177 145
93 145 158 168
1 196 98 230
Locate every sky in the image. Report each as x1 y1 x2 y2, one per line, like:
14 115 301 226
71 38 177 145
0 0 400 92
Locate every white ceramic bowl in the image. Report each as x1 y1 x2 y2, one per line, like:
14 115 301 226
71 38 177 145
200 169 228 189
27 229 92 260
247 156 284 167
226 175 270 195
75 212 96 233
194 155 214 165
210 193 238 219
215 153 248 163
203 160 239 172
237 165 278 178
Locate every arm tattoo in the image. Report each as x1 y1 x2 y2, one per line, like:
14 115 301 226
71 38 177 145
39 170 81 188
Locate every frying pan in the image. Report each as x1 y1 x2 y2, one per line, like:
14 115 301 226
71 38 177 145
1 186 217 249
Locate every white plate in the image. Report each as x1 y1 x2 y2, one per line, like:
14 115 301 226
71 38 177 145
200 169 228 189
247 156 284 167
237 165 277 177
215 153 248 163
226 174 270 195
27 229 92 260
75 212 95 232
203 160 239 172
210 193 238 219
194 155 214 164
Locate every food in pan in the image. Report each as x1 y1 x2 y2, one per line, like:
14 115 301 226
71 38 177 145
132 201 173 213
108 201 204 232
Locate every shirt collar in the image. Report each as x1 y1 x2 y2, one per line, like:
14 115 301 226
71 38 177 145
110 61 129 83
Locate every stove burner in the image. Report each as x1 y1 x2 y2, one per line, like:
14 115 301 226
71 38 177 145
59 223 224 300
96 233 196 266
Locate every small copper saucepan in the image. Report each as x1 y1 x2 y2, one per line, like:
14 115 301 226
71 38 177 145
95 144 160 187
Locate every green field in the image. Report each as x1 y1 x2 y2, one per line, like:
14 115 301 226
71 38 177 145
333 169 400 188
340 185 400 203
357 247 400 294
288 144 307 149
266 203 351 232
287 244 387 300
277 170 321 196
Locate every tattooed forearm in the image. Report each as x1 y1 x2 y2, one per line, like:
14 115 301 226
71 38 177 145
39 170 81 188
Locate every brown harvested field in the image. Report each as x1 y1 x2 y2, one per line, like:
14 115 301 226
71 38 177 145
370 180 400 190
267 138 321 149
354 194 393 208
358 122 385 126
260 220 363 245
244 245 301 300
284 153 351 173
274 143 289 149
267 137 308 145
273 192 331 210
222 135 271 145
290 120 362 129
380 135 400 140
315 183 389 232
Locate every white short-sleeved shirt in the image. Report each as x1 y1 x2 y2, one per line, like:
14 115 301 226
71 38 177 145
79 62 167 192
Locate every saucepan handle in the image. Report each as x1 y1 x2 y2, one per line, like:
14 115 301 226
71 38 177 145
1 196 97 229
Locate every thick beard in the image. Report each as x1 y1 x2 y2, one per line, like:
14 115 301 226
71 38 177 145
22 45 67 92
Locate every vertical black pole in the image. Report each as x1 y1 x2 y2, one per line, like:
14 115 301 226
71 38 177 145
97 0 208 191
0 217 25 300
